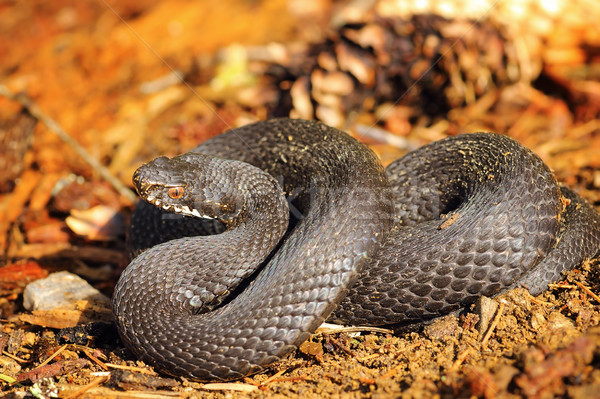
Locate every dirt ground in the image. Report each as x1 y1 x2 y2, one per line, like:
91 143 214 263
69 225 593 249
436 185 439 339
1 1 600 398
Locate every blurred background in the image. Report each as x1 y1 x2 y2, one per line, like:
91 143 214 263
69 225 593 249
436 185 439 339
2 0 600 182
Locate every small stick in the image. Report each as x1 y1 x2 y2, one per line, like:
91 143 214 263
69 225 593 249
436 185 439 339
62 375 109 399
260 368 288 385
520 289 555 306
0 85 137 204
358 353 382 362
529 297 555 307
201 383 258 392
481 302 505 347
2 351 31 363
266 375 308 384
81 349 109 371
548 283 578 289
575 281 600 303
450 348 472 371
37 344 68 368
26 344 107 381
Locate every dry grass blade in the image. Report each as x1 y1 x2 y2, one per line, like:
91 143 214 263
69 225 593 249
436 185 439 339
260 368 288 385
37 344 68 368
315 324 393 335
104 363 158 376
201 382 258 392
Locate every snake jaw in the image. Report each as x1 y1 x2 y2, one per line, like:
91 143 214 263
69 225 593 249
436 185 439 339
144 191 212 219
139 178 221 219
143 192 209 219
172 204 205 218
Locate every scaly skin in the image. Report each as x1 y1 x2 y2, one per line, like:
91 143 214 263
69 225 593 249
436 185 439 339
114 118 600 381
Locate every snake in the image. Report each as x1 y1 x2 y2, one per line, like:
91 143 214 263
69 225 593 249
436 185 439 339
112 118 600 381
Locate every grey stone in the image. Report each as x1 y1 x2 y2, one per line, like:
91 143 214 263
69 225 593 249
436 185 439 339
23 271 109 311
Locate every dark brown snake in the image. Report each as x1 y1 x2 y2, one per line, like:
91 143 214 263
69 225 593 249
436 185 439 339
113 118 600 381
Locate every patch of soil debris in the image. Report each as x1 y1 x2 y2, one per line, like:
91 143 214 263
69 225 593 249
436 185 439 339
2 261 600 398
2 1 600 398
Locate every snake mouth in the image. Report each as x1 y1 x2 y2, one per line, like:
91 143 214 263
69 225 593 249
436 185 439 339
144 193 206 218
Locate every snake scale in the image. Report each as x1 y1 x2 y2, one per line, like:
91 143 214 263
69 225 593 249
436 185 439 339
113 118 600 381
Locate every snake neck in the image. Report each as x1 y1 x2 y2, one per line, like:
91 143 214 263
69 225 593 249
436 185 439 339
119 156 290 315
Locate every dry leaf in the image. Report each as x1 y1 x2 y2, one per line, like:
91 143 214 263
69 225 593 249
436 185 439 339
65 205 125 241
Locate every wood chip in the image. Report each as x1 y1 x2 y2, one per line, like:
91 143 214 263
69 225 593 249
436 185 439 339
201 382 258 392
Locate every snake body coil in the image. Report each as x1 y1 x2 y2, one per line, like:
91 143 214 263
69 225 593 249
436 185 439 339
113 118 600 381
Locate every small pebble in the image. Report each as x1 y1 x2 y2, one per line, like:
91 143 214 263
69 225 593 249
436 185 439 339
546 311 576 331
424 315 459 339
299 341 324 357
23 271 109 311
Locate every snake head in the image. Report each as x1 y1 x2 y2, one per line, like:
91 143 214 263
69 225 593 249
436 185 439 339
133 153 242 221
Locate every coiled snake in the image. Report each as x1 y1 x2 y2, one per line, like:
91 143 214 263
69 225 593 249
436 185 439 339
113 118 600 381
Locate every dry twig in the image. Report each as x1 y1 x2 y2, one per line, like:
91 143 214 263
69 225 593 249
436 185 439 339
200 382 258 392
0 85 137 204
450 348 473 371
481 302 505 346
37 344 68 368
63 375 110 399
575 281 600 303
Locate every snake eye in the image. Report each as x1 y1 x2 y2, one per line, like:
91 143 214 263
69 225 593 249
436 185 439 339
168 186 185 199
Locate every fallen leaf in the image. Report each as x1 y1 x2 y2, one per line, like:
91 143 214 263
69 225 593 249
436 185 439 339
65 205 125 241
